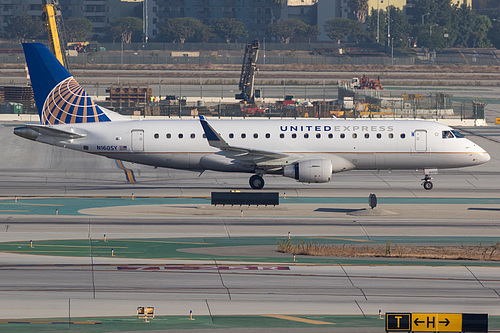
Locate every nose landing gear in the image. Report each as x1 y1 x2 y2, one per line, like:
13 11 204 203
421 175 433 190
249 174 264 189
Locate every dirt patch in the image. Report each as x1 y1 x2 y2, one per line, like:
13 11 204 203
278 239 500 261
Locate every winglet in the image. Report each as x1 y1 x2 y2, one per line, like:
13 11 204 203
199 116 229 149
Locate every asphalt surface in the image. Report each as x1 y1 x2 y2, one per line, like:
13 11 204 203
1 109 500 331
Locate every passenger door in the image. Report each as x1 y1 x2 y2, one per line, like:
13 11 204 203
414 130 427 152
131 130 144 152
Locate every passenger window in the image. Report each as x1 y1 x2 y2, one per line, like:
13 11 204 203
253 133 258 138
328 133 333 139
400 133 406 139
340 133 345 139
154 133 159 139
364 133 369 138
178 133 183 139
190 133 195 139
166 133 171 139
442 130 454 139
292 133 297 139
265 133 270 138
316 133 321 138
229 133 234 139
280 133 284 138
241 133 246 138
304 133 309 138
376 133 381 139
352 133 357 139
388 133 394 139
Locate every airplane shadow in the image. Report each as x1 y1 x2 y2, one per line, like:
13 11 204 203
315 208 360 213
467 208 500 212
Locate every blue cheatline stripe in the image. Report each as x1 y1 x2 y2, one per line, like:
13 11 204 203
115 160 136 183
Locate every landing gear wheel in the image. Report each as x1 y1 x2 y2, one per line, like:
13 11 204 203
421 175 433 190
249 175 264 189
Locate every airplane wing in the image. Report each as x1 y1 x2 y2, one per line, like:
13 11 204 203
199 116 290 164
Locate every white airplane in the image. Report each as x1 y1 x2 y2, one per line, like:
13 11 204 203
15 43 490 190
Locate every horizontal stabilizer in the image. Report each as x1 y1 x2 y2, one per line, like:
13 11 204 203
25 124 87 139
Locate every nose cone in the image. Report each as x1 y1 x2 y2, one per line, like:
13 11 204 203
475 151 491 164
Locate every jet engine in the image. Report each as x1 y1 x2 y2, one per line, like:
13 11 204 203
283 158 332 183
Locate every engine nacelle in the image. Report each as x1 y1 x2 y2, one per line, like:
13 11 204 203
283 158 332 183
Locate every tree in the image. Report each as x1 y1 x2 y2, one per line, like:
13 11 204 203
469 15 491 48
271 0 286 22
107 17 143 43
296 24 320 43
211 18 248 43
161 17 206 43
4 15 44 42
487 19 500 48
366 9 387 44
64 18 93 42
349 0 369 23
324 18 365 44
268 19 311 44
387 6 411 48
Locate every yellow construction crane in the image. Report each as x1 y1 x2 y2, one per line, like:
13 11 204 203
42 0 68 68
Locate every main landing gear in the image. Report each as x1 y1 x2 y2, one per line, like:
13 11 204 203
421 175 433 190
249 174 264 189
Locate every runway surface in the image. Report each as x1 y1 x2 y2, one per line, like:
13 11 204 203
0 119 500 331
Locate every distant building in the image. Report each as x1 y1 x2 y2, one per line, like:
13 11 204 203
0 0 138 39
317 0 350 41
0 0 42 34
452 0 472 7
284 0 317 26
60 0 138 39
146 0 317 42
367 0 406 11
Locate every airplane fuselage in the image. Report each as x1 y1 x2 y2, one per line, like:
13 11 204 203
22 118 489 175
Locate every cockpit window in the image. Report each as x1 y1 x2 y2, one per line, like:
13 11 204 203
451 130 464 138
442 130 454 139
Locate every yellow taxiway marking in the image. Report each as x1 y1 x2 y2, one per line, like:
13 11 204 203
0 210 29 212
0 203 63 206
316 237 373 242
115 239 212 245
263 315 335 325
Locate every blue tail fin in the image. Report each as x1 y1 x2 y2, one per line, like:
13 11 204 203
23 43 110 125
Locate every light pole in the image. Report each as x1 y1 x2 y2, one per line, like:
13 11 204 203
422 12 430 25
387 0 391 47
376 0 380 44
430 24 438 37
263 37 266 65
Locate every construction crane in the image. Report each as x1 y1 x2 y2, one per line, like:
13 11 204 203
42 0 68 68
235 40 259 103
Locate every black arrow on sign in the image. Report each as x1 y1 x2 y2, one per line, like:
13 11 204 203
414 318 425 326
439 318 450 326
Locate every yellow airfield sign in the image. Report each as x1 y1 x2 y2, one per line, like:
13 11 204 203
386 312 487 332
411 313 462 332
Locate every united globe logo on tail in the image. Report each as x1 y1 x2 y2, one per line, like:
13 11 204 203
42 77 110 125
22 43 112 125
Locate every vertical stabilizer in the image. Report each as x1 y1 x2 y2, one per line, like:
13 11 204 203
22 43 110 125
